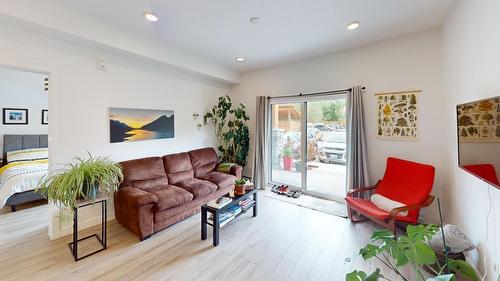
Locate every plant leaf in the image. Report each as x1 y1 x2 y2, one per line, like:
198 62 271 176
345 269 382 281
414 241 437 265
448 259 480 281
371 229 394 241
359 244 379 260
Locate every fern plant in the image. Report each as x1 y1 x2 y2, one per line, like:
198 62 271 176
37 154 123 210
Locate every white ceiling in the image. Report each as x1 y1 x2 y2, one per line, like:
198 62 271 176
55 0 456 72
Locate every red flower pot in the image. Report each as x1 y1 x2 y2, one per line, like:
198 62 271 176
283 156 293 171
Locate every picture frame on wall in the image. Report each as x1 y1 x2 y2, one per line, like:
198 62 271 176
3 108 28 125
42 109 48 125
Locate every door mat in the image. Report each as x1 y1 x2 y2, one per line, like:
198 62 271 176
265 191 348 218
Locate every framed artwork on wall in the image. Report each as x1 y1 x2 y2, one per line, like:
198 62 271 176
376 90 420 140
3 108 28 125
457 96 500 142
42 109 48 125
109 107 175 143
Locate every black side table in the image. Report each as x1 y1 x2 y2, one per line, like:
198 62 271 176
201 189 257 247
68 196 107 261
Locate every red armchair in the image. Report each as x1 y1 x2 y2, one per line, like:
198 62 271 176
345 157 435 235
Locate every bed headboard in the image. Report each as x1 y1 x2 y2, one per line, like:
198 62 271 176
2 134 48 160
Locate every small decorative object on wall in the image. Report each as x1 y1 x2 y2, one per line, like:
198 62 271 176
109 107 175 143
41 109 48 125
457 96 500 142
376 90 420 140
3 108 28 125
44 77 49 93
192 112 199 120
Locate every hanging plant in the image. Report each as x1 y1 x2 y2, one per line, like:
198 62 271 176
203 95 250 167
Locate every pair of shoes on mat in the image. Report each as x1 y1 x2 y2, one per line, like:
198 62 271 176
287 190 302 198
271 185 290 195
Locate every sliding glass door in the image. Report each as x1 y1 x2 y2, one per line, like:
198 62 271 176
270 103 302 188
269 95 348 201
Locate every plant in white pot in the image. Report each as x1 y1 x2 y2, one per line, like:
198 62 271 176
37 154 123 210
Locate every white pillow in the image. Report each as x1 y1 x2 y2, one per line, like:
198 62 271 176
370 194 408 216
6 148 48 164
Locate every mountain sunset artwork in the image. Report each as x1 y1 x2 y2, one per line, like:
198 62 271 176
109 108 175 143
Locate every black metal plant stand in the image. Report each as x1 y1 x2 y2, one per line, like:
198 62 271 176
68 197 107 261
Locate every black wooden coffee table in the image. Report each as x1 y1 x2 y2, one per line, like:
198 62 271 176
201 189 257 246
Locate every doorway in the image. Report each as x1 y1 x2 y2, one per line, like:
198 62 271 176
269 94 348 202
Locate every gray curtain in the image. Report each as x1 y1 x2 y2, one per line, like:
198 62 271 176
252 96 269 190
346 86 370 197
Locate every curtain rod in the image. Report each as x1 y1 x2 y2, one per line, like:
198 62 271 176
267 87 365 99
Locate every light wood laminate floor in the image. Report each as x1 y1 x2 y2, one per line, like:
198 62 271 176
0 191 408 281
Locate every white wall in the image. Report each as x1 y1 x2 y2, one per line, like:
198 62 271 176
231 30 445 222
0 67 48 155
441 0 500 278
0 24 230 239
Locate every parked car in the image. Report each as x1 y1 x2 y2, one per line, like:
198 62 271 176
317 131 346 165
314 124 334 131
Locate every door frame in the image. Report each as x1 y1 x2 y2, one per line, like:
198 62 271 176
267 93 348 203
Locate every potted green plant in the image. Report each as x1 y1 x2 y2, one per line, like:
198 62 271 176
282 146 294 171
234 178 247 196
37 154 123 210
346 224 479 281
203 95 250 167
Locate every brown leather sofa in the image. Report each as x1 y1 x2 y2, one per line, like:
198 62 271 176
114 147 242 240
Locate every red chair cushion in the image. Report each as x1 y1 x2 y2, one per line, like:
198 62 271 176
374 157 434 221
345 197 417 223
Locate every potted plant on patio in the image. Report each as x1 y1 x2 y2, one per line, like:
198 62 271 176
282 146 294 171
37 154 123 211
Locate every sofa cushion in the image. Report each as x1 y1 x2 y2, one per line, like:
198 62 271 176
148 185 194 211
119 157 166 188
198 171 236 189
163 152 194 184
131 176 169 190
188 147 218 177
175 178 218 198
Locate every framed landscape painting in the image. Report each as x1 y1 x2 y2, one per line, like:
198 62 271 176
3 108 28 125
109 108 175 143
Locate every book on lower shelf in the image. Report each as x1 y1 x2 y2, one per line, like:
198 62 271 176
207 211 236 227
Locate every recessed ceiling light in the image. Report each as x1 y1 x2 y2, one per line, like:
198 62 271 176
347 21 360 30
144 12 158 22
249 17 261 24
236 57 245 63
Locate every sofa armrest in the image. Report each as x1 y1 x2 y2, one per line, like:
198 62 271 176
217 163 243 178
116 187 158 207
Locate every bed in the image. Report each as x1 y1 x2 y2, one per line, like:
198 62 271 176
1 134 48 212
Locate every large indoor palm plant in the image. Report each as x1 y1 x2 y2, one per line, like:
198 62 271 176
37 154 123 210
